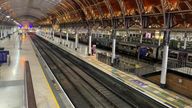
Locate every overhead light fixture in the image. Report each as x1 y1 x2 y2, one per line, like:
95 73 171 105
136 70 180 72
13 20 20 25
6 16 10 18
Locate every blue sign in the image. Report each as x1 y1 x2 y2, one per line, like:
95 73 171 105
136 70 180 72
0 51 9 64
130 80 148 88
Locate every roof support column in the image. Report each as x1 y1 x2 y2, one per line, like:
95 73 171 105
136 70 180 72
66 32 69 47
140 16 149 44
111 33 116 65
52 29 55 41
0 26 2 40
158 31 162 46
49 29 51 39
59 29 62 44
75 31 78 51
4 26 7 38
160 13 173 88
88 27 92 56
183 32 187 50
125 18 131 38
111 19 118 65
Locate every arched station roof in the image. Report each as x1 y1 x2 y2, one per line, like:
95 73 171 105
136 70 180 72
1 0 192 29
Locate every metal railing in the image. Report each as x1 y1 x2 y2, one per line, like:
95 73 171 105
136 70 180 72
97 53 159 77
168 59 192 75
24 61 37 108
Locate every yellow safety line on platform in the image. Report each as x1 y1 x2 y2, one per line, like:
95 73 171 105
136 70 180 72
90 59 183 108
92 60 178 107
38 58 60 108
29 35 60 108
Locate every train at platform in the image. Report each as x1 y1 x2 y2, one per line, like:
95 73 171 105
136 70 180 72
54 32 192 64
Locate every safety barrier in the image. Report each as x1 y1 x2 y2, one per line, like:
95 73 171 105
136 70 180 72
24 61 37 108
168 59 192 76
97 53 158 77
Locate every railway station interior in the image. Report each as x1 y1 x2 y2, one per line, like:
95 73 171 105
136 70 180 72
1 0 192 108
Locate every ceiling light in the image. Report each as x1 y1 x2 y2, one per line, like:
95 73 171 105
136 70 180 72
6 16 10 18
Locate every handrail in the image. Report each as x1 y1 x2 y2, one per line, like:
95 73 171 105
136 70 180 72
24 61 37 108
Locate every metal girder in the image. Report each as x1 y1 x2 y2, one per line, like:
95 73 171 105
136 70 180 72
111 28 116 39
161 0 173 45
142 16 149 28
135 0 144 28
34 0 192 31
184 1 192 10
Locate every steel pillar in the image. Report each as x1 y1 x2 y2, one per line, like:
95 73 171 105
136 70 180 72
183 32 187 50
88 35 92 56
111 38 116 64
0 26 2 39
160 9 173 88
160 44 169 88
75 33 78 50
66 33 69 47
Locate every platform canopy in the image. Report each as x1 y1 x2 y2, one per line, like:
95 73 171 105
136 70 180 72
0 0 192 29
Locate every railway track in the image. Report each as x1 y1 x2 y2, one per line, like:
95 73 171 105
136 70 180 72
31 35 135 108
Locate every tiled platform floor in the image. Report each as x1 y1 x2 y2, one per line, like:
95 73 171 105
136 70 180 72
0 33 59 108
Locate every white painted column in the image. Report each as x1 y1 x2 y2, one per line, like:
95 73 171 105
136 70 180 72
59 32 62 44
158 32 161 46
52 30 55 40
88 35 92 56
4 27 7 38
50 30 52 38
0 26 2 39
2 26 4 38
140 33 143 43
183 33 187 50
158 38 161 46
184 38 187 50
75 33 78 50
66 33 69 47
111 38 116 64
160 45 169 88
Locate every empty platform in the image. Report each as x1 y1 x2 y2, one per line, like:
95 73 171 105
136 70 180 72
40 34 192 108
0 33 59 108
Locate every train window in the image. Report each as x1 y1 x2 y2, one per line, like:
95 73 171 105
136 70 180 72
188 56 192 62
178 52 188 61
168 52 178 59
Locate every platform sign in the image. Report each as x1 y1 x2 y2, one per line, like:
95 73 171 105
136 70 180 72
0 51 9 64
130 79 148 88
